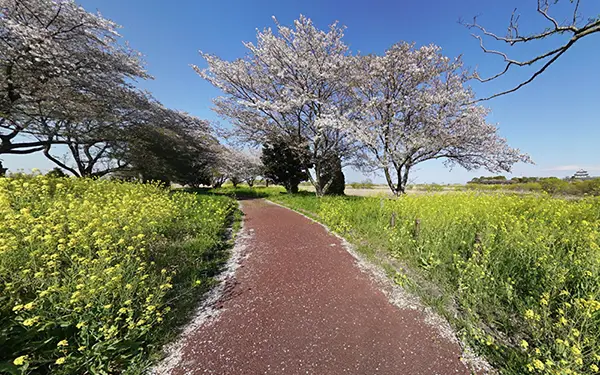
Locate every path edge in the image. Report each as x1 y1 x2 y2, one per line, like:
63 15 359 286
150 201 253 375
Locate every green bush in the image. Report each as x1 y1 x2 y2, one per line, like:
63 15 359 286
348 179 376 189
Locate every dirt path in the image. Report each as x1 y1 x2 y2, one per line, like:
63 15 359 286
158 199 476 375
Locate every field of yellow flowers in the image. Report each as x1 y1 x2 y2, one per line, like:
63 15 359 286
272 192 600 375
0 175 236 374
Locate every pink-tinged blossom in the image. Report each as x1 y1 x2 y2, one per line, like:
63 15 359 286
1 0 149 155
194 15 356 196
346 42 532 195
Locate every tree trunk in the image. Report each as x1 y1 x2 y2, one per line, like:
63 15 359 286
384 165 411 196
320 156 345 195
284 181 299 194
395 167 403 195
44 146 80 177
395 165 411 195
212 176 225 188
305 166 324 197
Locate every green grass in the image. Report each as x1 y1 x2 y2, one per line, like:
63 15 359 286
347 181 376 189
268 192 600 375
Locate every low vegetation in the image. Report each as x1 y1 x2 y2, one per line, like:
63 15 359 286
464 178 600 196
1 175 236 374
347 180 376 189
269 192 600 375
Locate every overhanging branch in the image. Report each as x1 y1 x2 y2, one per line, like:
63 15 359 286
463 0 600 101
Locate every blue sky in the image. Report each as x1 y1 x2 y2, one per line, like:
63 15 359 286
4 0 599 183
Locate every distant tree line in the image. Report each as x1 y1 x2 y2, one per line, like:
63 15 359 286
470 175 597 185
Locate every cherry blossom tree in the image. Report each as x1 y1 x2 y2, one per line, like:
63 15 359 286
348 43 532 195
208 146 237 188
239 151 263 187
464 0 600 101
0 0 148 155
218 148 263 188
195 15 356 196
117 99 219 185
40 89 152 177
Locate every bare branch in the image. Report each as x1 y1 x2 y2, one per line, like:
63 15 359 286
573 0 581 25
1 146 45 155
464 1 600 100
537 0 560 30
43 145 80 177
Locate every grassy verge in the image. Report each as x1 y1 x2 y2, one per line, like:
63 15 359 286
1 175 237 374
205 185 285 199
268 192 600 375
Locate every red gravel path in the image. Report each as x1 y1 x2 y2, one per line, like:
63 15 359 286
167 199 473 375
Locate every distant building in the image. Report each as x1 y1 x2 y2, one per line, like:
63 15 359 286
572 169 592 180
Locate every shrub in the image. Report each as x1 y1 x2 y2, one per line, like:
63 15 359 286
413 183 445 192
45 168 67 178
539 178 570 194
0 175 235 374
348 179 375 189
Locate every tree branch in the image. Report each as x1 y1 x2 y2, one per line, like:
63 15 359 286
43 145 80 177
463 1 600 101
477 37 573 102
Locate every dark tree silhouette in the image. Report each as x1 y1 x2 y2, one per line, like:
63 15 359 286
261 140 308 194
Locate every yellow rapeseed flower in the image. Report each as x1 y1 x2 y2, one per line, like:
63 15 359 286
13 355 28 366
22 317 39 327
532 359 545 371
524 309 535 320
520 340 529 350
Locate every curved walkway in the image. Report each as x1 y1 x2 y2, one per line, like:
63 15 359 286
161 199 474 375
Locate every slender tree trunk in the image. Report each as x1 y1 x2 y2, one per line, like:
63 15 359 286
383 166 399 196
396 167 403 196
396 165 411 195
322 177 334 196
305 166 324 197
